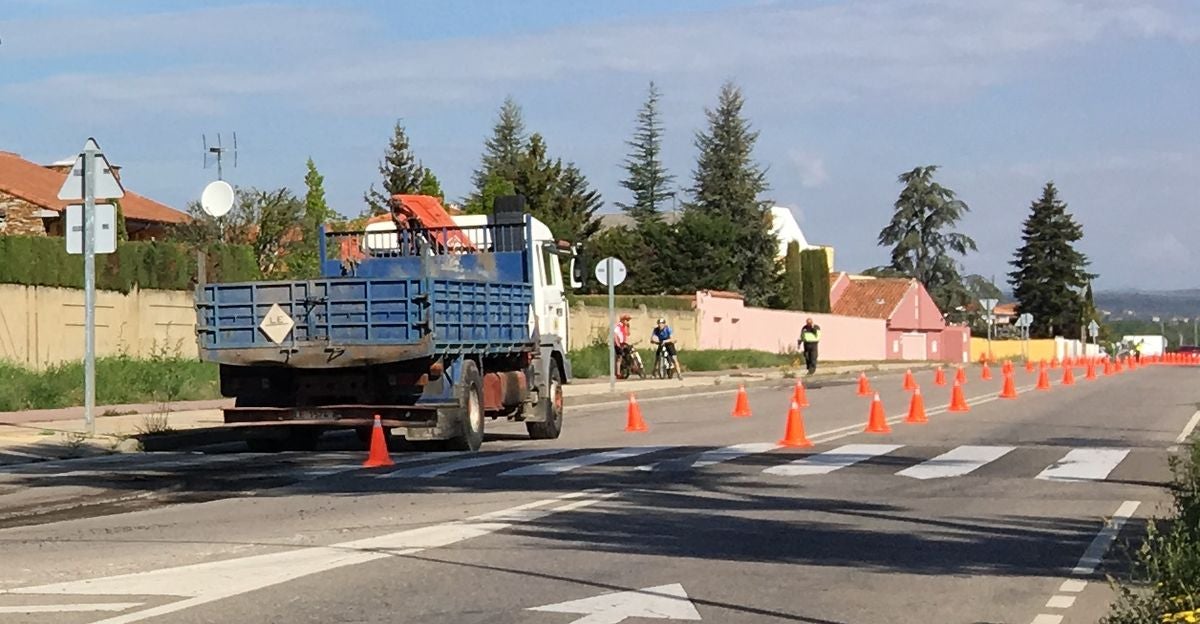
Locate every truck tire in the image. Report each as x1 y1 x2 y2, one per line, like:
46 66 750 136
526 364 563 440
445 360 485 452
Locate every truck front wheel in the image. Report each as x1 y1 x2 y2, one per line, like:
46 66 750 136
445 360 485 452
526 364 563 440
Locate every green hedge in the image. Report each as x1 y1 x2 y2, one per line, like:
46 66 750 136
567 294 695 311
0 236 260 293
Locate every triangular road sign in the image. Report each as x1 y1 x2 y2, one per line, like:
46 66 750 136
57 138 125 201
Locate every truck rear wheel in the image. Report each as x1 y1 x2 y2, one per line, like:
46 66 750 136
445 360 484 452
527 364 563 440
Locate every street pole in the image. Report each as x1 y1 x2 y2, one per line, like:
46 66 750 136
607 257 615 394
83 144 97 437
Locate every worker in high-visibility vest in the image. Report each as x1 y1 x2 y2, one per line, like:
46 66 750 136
798 318 821 375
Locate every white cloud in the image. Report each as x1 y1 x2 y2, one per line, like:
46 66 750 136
788 148 829 189
3 0 1197 117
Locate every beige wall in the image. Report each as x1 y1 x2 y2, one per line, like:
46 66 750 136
567 302 699 351
0 284 198 370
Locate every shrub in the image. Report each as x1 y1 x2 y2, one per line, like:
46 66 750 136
0 236 261 293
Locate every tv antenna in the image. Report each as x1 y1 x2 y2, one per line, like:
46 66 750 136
202 132 238 180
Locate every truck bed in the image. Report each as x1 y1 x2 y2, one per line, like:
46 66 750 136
196 276 535 367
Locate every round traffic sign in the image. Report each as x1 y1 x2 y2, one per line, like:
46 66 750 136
594 257 627 287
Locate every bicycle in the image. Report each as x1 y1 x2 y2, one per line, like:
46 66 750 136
616 341 646 380
652 342 683 380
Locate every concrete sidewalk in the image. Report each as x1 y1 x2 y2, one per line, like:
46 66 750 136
0 360 942 464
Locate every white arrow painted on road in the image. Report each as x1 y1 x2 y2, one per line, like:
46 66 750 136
529 583 702 623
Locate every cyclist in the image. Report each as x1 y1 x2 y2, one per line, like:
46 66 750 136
613 314 632 377
651 317 678 375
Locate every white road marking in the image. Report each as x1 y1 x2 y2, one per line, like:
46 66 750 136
1030 615 1063 624
896 445 1016 480
1059 579 1087 593
0 603 142 613
528 583 702 623
1177 410 1200 444
1036 449 1130 482
762 444 902 477
638 442 778 472
1045 595 1076 608
8 490 611 624
381 448 569 478
1072 500 1140 576
501 446 676 477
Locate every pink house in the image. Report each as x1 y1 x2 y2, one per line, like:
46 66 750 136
830 273 970 363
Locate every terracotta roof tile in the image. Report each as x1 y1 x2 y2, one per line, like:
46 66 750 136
993 302 1018 315
831 276 914 320
0 151 187 225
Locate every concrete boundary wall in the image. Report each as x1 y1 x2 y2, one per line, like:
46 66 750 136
0 284 198 370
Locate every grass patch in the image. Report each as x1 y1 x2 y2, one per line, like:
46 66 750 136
0 353 219 412
568 343 798 379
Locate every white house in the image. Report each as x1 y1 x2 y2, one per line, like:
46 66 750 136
769 205 834 268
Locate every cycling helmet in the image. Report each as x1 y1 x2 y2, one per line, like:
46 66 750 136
656 317 666 324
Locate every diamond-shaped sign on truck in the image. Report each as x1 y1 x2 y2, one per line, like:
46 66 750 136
259 303 296 344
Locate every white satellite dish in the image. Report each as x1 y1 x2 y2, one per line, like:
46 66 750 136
200 180 234 218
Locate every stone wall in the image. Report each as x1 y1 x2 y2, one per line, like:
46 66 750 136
0 193 47 236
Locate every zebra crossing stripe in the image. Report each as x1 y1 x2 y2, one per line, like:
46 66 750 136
896 445 1016 480
385 448 570 478
639 442 779 473
763 444 902 477
501 446 676 477
1036 448 1131 482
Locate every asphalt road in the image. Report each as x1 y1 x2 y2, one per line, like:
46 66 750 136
0 363 1192 623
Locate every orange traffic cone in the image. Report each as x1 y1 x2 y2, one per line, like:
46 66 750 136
1002 360 1013 376
1085 361 1097 380
981 363 993 381
1103 358 1114 376
1061 365 1076 386
732 384 752 418
857 372 872 396
905 386 928 424
955 366 967 385
362 414 394 468
903 369 916 391
948 381 970 412
1036 365 1051 390
1025 359 1035 373
864 392 891 433
999 372 1018 399
625 394 649 432
1050 356 1060 369
792 379 809 408
778 401 813 447
934 367 947 386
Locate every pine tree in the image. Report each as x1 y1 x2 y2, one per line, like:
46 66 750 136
418 167 444 202
1008 182 1093 338
877 165 977 312
617 82 674 227
513 133 562 221
551 162 603 245
684 82 777 306
467 97 527 212
363 120 425 216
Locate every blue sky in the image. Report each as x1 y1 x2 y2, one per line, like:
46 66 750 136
2 0 1198 290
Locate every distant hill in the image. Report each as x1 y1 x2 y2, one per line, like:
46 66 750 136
1094 290 1200 321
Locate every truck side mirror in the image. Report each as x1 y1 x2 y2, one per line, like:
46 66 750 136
570 247 586 290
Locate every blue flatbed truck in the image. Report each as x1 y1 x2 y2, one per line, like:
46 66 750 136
194 196 583 452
